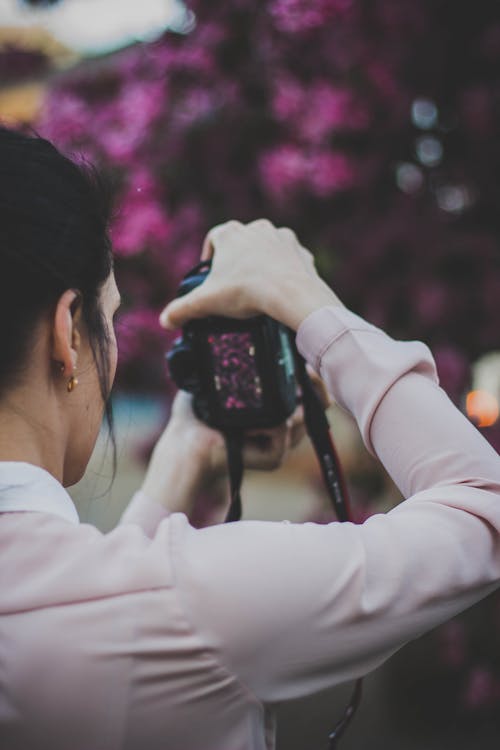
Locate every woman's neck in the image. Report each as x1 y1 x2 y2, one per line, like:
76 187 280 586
0 391 64 483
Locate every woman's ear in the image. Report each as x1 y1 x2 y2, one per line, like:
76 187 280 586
52 289 82 375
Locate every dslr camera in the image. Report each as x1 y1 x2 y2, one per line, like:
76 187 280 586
166 261 299 432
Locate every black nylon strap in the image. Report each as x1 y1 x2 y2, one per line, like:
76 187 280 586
223 431 244 523
327 678 363 749
293 347 351 522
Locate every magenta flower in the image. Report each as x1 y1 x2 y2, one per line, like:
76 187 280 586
300 84 370 141
307 151 357 195
271 75 305 121
111 184 171 257
270 0 355 33
260 145 356 200
173 88 218 128
93 80 165 164
115 307 176 392
272 79 370 143
116 308 163 361
259 144 309 198
151 202 206 284
38 92 93 148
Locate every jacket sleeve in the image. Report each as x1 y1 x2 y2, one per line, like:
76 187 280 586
120 490 171 539
166 305 500 703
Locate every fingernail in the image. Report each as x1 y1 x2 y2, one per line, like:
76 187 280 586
159 309 170 328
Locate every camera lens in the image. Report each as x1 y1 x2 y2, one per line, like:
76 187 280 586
166 340 199 392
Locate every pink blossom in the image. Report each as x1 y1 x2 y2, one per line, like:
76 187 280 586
260 145 356 198
116 308 161 360
121 80 165 123
299 84 370 141
111 186 171 256
38 92 92 146
273 79 370 142
116 308 176 392
259 144 308 198
271 76 304 120
307 151 357 196
149 42 216 76
270 0 355 33
173 88 218 127
152 202 206 283
94 80 165 163
124 167 158 197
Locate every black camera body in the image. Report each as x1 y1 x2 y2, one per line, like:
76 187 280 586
166 262 298 431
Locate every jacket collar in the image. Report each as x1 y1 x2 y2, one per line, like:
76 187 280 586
0 462 79 525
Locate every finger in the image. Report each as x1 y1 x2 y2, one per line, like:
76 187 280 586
201 234 214 261
201 220 243 260
277 226 299 245
159 281 218 329
299 244 315 262
278 228 317 275
299 246 317 276
286 404 306 448
246 218 275 232
169 390 194 420
286 403 304 428
243 423 288 470
306 365 331 408
289 421 307 448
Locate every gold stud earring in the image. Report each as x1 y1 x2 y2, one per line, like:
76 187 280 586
67 375 79 393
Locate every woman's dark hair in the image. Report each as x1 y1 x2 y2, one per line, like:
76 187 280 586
0 125 116 458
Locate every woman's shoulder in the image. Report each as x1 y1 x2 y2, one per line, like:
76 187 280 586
0 510 177 615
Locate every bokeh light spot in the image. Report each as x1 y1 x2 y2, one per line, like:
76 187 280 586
435 184 472 214
415 135 443 167
411 98 438 129
395 162 423 193
466 389 499 428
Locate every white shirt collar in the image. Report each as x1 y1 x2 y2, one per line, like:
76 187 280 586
0 462 79 525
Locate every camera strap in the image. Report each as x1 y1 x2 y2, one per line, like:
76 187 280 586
221 350 352 524
293 351 352 523
223 430 244 523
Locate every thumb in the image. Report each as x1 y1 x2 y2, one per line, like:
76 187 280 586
159 284 217 329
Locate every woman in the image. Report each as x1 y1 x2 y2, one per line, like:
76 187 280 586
0 126 499 750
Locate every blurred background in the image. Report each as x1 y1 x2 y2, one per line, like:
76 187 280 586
1 0 500 747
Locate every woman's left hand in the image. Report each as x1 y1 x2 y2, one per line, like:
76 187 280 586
141 373 329 522
168 390 311 478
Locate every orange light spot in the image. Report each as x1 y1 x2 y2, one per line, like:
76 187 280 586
466 390 499 428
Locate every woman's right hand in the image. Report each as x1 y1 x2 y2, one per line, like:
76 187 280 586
159 219 343 332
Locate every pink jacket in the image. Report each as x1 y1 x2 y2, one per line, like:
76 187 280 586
1 306 499 750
